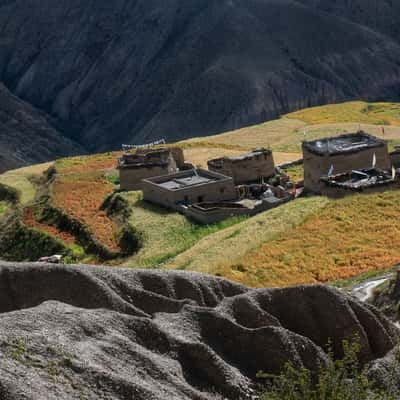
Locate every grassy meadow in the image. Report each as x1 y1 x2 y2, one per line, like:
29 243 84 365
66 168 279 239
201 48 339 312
286 101 400 126
165 197 329 277
121 192 246 267
213 190 400 287
0 162 52 205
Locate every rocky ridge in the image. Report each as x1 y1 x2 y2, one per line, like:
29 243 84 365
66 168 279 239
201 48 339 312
0 261 398 399
0 83 84 173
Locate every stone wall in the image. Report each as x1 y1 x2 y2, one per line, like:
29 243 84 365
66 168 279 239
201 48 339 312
119 165 172 191
208 151 275 184
390 150 400 168
170 147 185 168
119 147 184 191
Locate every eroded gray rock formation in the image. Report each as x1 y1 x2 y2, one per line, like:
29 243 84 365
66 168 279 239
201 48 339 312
0 261 398 399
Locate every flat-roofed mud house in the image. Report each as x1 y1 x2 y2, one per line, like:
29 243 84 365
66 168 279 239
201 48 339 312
142 169 237 210
207 148 275 184
118 147 185 191
303 132 391 193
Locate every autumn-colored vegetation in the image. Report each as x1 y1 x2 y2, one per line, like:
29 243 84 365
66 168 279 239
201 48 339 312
23 207 76 245
216 190 400 287
55 152 120 174
52 173 119 252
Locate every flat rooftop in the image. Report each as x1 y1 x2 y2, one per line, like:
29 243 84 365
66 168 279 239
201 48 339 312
303 132 385 156
118 148 171 169
144 169 232 191
159 175 213 190
229 148 272 161
208 148 272 165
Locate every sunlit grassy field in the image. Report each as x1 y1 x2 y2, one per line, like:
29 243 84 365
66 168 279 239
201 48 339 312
166 189 400 288
55 152 120 174
0 162 52 205
178 101 400 160
165 197 329 275
286 101 400 126
228 189 400 287
121 191 246 267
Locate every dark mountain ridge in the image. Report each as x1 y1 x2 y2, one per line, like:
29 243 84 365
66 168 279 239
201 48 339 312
1 0 400 170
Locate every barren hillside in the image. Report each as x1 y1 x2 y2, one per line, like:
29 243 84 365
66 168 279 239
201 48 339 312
2 0 400 170
0 83 84 173
0 262 398 399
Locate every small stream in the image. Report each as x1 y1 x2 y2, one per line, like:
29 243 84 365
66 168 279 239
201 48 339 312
351 273 400 329
351 277 390 303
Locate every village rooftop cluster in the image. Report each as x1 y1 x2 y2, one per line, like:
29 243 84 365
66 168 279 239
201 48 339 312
117 131 400 223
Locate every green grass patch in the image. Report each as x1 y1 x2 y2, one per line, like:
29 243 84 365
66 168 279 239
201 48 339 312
284 164 304 183
0 172 36 205
259 340 398 400
0 201 8 217
121 191 247 268
0 162 52 205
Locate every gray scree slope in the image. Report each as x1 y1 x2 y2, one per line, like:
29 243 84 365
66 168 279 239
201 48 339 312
0 261 398 399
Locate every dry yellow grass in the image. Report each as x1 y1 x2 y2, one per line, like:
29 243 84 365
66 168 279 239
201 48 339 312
55 152 120 174
178 102 400 158
180 117 306 153
0 162 52 205
166 189 400 289
286 101 400 126
228 189 400 288
183 147 300 168
183 148 245 168
165 197 329 275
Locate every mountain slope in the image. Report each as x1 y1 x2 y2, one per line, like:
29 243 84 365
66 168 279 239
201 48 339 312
0 83 84 173
0 262 397 399
1 0 400 158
